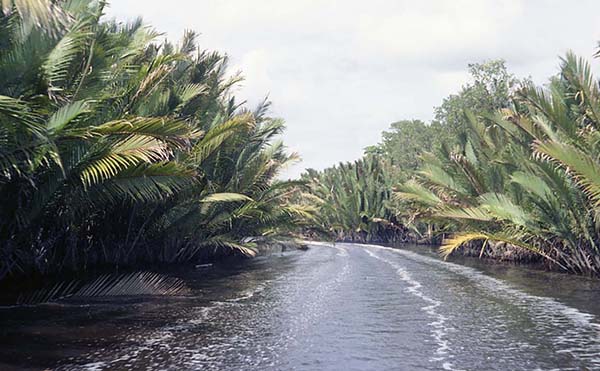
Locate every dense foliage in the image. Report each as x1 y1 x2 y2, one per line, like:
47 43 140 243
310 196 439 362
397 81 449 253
300 156 408 243
400 53 600 275
305 60 519 244
307 54 600 276
365 120 444 172
4 1 600 279
0 1 313 281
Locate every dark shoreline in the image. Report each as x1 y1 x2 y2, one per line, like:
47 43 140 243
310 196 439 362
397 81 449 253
312 238 590 278
0 239 309 306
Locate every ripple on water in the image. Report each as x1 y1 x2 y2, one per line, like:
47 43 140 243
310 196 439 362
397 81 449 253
47 242 600 371
361 247 458 370
356 243 600 370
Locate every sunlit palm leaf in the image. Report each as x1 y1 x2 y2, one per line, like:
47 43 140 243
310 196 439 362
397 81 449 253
436 206 493 222
78 135 171 187
440 232 564 269
200 192 253 203
189 114 254 165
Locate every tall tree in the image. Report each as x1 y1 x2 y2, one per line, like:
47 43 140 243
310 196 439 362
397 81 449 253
434 60 521 144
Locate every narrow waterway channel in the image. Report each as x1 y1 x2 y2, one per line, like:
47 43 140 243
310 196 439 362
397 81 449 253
2 243 600 370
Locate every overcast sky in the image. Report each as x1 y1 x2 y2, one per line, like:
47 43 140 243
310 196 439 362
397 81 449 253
106 1 600 178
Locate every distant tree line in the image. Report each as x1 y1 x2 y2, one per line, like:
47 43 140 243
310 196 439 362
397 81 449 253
304 56 600 276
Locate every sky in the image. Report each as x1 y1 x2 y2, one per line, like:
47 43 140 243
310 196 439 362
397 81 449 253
106 1 600 178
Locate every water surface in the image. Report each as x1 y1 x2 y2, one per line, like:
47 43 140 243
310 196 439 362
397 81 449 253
2 242 600 370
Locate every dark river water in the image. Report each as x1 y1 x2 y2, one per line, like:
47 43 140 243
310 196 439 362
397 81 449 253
2 242 600 371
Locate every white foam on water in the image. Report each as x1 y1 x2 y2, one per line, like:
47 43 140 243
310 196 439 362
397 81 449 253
352 243 600 368
362 248 460 370
66 280 276 370
79 362 106 371
303 240 333 246
226 282 269 303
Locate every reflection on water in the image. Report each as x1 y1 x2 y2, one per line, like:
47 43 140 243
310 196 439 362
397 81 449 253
1 243 600 371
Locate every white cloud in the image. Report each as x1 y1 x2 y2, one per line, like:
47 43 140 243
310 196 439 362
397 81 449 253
105 0 600 177
356 1 520 59
230 49 273 102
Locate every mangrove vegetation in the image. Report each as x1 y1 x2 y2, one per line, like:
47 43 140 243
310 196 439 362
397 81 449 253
2 3 600 370
305 55 600 276
2 0 600 285
0 0 315 283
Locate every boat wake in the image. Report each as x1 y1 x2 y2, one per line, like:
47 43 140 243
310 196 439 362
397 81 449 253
360 247 459 370
356 243 600 369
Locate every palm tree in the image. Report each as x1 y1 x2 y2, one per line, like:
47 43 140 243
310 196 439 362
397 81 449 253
303 155 408 243
0 0 313 281
397 52 600 276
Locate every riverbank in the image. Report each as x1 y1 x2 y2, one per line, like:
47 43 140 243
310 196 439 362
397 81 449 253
0 239 309 306
322 237 583 278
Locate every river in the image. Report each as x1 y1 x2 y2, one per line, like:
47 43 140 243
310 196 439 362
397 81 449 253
2 242 600 370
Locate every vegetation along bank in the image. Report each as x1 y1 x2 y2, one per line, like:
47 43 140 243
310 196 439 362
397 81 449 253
0 1 316 285
302 56 600 277
3 0 600 284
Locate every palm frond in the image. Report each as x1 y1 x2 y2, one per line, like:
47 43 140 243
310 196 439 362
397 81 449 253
78 135 171 188
189 113 254 165
94 162 195 203
395 180 442 207
440 232 565 269
200 192 253 203
535 140 600 208
478 192 531 227
436 206 493 222
47 100 90 132
42 18 92 94
2 0 71 37
17 271 190 304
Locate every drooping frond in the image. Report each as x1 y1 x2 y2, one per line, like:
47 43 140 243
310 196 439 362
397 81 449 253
78 135 172 188
47 100 90 132
189 114 254 165
395 180 442 207
535 140 600 208
93 162 196 203
440 232 564 269
92 117 197 148
436 206 493 222
418 164 467 194
200 192 253 203
478 192 531 227
509 171 553 201
196 236 258 257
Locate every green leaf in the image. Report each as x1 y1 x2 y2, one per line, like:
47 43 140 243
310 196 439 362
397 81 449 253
535 140 600 208
200 193 253 203
47 100 89 132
